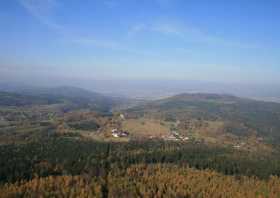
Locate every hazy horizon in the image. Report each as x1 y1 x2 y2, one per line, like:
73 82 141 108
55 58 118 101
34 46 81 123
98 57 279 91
1 78 280 102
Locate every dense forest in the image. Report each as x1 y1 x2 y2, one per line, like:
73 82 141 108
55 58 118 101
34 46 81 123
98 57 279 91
2 164 280 198
1 138 280 197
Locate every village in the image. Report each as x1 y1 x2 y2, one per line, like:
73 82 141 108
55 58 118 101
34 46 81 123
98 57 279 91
109 114 257 147
111 127 190 141
110 113 191 141
111 128 129 138
160 130 189 141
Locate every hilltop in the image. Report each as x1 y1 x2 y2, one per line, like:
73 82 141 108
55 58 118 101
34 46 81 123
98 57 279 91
118 93 280 150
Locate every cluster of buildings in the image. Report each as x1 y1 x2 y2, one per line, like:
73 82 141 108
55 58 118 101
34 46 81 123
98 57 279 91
111 129 129 138
163 131 189 141
233 142 246 149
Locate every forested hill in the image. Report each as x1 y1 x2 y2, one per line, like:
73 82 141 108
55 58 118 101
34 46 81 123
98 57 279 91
126 93 280 143
0 86 120 113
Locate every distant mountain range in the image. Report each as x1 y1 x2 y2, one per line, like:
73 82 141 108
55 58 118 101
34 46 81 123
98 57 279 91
1 80 280 101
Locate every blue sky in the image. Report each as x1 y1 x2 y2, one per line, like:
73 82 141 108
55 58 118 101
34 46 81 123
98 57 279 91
1 0 280 84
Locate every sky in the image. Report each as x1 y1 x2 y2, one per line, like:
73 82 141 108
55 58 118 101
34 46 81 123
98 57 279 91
1 0 280 84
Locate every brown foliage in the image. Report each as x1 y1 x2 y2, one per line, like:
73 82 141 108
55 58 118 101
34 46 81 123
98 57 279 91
1 164 280 198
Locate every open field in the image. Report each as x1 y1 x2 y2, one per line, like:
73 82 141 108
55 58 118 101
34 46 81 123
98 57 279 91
121 118 170 138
